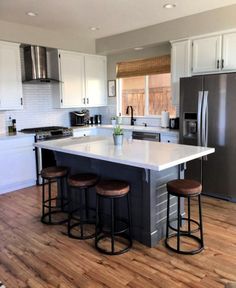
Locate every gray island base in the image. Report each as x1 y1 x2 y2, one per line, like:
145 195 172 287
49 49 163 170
35 136 214 247
55 151 183 247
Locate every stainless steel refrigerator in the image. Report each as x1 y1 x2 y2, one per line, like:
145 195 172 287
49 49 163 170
180 73 236 202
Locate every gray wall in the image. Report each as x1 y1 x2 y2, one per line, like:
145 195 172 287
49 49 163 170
0 20 95 54
96 4 236 54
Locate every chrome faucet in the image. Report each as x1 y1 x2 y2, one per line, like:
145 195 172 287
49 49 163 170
126 106 136 126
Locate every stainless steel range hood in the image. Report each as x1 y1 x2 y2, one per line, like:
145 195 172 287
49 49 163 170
23 45 60 83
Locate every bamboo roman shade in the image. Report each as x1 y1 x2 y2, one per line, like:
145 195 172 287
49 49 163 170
116 55 170 78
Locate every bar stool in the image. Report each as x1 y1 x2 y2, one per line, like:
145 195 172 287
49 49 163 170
165 179 204 255
67 173 99 240
95 179 132 255
41 166 69 225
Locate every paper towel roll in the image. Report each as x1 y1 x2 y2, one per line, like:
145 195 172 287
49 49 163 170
161 111 169 128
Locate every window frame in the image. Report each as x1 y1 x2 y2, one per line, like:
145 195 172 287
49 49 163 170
117 74 173 117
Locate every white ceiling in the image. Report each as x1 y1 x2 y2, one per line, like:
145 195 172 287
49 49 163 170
0 0 236 39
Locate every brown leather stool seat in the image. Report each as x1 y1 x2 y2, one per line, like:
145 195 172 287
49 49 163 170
96 180 130 197
68 173 99 188
67 173 99 240
167 179 202 197
95 179 132 255
41 166 68 179
165 179 204 255
41 166 69 225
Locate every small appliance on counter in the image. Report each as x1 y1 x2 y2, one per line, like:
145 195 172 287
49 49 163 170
70 111 86 126
94 114 102 125
169 117 179 130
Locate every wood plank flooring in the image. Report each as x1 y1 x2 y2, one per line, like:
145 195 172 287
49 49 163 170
0 186 236 288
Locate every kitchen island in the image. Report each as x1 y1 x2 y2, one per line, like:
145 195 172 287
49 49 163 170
35 136 214 247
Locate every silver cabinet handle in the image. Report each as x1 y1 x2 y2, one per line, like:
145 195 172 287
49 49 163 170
217 60 220 69
83 98 86 104
87 98 89 104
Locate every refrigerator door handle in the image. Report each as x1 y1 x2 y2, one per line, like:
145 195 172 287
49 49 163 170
197 91 203 146
202 91 209 160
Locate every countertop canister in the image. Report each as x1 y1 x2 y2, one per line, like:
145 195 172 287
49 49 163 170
161 111 169 128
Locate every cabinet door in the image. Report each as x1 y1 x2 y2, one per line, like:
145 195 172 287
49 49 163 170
73 128 97 137
0 137 36 194
192 35 222 74
171 40 191 105
222 32 236 71
0 41 23 110
59 51 85 108
85 55 107 107
161 134 179 144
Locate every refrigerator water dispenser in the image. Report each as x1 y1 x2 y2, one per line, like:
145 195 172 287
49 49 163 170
183 113 197 138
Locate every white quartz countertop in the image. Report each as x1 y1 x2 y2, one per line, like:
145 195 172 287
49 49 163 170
34 136 214 171
0 132 35 140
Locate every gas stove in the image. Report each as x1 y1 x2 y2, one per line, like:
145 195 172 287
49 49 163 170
20 126 73 141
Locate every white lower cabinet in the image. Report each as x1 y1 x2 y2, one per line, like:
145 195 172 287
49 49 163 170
0 136 36 194
161 134 179 143
73 128 97 137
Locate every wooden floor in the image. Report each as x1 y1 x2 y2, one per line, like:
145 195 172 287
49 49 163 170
0 186 236 288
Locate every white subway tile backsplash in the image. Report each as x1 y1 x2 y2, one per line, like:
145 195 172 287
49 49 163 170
0 83 102 132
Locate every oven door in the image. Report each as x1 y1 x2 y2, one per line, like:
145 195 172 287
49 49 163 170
36 147 56 185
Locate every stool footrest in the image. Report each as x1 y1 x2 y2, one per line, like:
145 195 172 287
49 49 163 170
68 220 96 240
168 217 200 234
165 234 204 255
41 211 68 225
95 234 132 255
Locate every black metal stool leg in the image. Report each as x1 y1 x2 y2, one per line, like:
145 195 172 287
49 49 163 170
95 195 99 243
111 198 115 254
80 189 84 238
127 193 132 242
85 188 89 220
188 197 191 235
60 178 64 212
177 196 180 252
42 178 45 220
166 193 170 240
198 194 204 247
48 179 52 223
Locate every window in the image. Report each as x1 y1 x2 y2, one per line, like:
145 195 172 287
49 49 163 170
117 55 176 117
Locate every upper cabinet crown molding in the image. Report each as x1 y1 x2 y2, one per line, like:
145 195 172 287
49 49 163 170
0 41 23 110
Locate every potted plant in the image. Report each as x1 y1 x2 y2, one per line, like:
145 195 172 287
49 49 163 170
113 125 123 145
111 116 116 126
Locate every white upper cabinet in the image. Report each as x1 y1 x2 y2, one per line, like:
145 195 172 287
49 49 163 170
192 35 222 74
54 50 107 108
192 31 236 74
171 40 191 105
85 55 107 107
222 32 236 71
57 50 85 108
0 41 23 110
